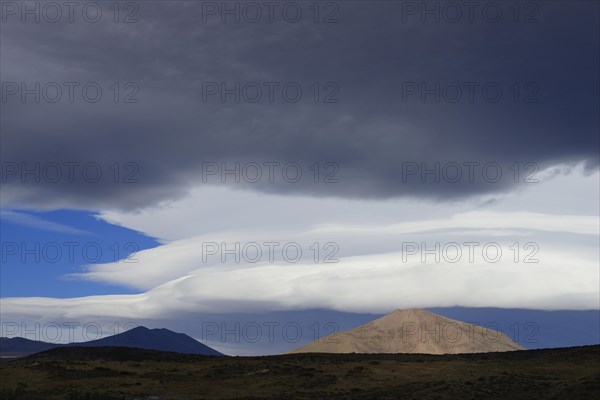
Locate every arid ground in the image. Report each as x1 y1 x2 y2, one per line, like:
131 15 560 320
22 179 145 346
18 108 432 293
1 345 598 400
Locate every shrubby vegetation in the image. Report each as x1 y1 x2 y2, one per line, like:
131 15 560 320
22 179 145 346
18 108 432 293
66 391 124 400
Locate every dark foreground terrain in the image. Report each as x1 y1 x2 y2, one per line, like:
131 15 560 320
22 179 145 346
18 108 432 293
1 345 598 400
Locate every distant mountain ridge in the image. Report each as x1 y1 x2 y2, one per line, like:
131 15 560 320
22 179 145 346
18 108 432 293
1 326 223 357
290 309 524 354
0 336 57 356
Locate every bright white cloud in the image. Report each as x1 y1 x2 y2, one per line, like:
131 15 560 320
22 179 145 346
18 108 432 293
2 164 599 320
308 211 599 236
67 209 599 291
3 246 598 319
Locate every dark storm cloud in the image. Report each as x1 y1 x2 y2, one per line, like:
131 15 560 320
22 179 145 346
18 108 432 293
1 1 598 210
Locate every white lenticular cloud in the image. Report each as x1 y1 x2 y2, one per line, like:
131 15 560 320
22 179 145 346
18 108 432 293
2 246 598 319
1 165 598 319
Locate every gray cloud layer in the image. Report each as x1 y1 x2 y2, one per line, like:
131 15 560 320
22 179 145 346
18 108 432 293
1 1 598 210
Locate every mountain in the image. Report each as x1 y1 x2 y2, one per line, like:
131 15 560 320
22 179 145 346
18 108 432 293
289 309 524 354
0 337 58 357
1 326 222 357
71 326 223 356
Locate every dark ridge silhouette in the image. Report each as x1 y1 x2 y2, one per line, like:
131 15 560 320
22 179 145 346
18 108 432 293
21 343 600 363
22 346 218 362
0 337 58 356
1 326 223 357
71 326 223 356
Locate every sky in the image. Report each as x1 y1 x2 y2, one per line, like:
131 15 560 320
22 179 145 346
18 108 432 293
0 0 599 355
